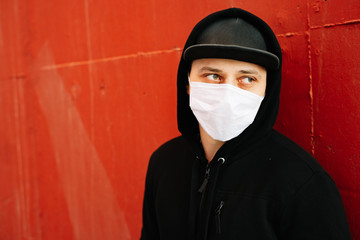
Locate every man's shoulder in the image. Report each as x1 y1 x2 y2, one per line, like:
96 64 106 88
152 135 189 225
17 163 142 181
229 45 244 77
257 130 331 192
267 130 323 173
146 136 195 183
151 136 189 158
148 136 193 169
254 130 339 200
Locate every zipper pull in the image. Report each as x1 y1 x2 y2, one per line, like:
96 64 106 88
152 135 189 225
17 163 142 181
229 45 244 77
215 201 224 234
198 166 210 193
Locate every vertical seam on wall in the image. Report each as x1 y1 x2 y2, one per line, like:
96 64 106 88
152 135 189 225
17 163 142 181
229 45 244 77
84 2 96 238
11 3 24 237
306 0 315 156
84 0 95 142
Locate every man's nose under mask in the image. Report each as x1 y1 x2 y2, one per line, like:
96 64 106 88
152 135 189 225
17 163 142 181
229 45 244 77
189 81 264 141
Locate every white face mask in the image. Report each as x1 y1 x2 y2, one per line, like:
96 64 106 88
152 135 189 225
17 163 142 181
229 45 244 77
189 81 264 141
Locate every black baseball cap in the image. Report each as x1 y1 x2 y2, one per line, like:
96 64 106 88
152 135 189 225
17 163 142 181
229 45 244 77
183 18 280 70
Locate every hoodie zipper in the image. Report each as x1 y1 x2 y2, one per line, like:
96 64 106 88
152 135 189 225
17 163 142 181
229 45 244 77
197 157 225 239
198 165 210 193
215 200 224 234
198 164 210 215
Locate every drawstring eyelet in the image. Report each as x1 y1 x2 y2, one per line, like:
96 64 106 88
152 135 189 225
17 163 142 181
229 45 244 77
217 157 225 164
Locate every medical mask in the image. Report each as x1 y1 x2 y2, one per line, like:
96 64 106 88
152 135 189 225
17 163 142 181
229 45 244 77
189 81 264 141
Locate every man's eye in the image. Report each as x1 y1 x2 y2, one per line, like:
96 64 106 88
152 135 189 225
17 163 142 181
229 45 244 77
206 74 221 81
240 76 256 84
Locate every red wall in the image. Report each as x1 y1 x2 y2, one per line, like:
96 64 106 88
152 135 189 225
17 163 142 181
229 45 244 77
0 0 359 239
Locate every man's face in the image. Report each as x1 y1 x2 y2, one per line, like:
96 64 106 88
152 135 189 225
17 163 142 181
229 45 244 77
189 58 267 96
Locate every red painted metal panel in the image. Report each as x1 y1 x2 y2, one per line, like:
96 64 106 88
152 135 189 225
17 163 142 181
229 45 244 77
311 24 360 239
27 0 90 64
309 0 360 27
275 34 312 153
1 0 359 239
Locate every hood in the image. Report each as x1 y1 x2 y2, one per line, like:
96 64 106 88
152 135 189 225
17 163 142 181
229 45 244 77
177 8 282 159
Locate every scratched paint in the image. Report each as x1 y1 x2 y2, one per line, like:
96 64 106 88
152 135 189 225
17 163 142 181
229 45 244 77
0 0 360 239
41 48 182 70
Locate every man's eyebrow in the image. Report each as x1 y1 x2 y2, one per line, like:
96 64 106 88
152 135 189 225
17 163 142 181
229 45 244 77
199 66 223 73
198 66 263 78
238 69 260 75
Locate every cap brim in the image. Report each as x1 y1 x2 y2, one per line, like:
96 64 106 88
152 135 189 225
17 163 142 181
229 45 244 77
183 44 280 70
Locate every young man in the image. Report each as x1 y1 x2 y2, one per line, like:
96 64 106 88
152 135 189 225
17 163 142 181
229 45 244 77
141 8 350 239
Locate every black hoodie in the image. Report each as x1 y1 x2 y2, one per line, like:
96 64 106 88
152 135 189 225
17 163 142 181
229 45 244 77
141 8 350 240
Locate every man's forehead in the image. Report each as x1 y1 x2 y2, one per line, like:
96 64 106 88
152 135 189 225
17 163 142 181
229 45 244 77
191 58 266 73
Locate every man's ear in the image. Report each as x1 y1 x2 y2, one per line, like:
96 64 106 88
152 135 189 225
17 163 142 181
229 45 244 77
187 67 192 95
